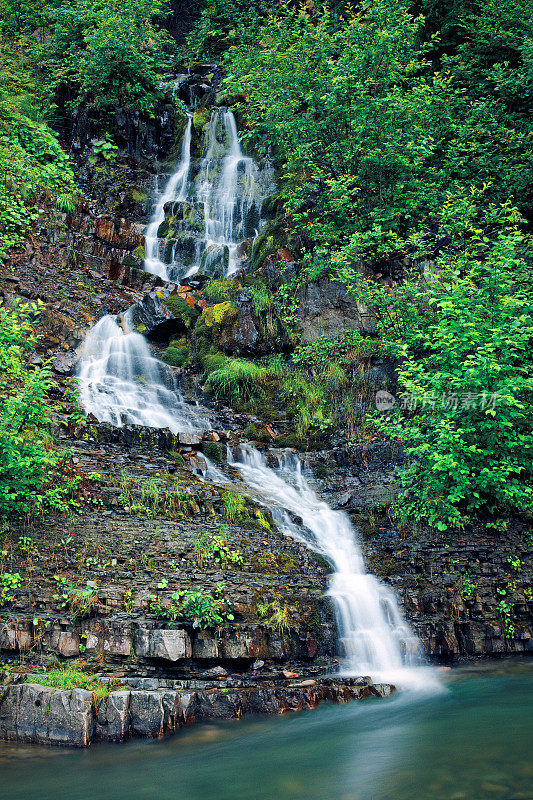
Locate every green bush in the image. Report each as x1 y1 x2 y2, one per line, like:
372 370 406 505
0 43 75 257
0 305 88 518
44 0 174 113
203 279 241 305
163 338 189 367
361 200 533 530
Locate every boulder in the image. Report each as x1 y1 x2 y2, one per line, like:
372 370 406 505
297 277 376 343
95 691 131 741
129 691 164 738
52 351 77 376
0 684 94 746
133 627 192 661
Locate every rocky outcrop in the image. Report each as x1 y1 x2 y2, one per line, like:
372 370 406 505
0 678 394 747
0 683 94 746
297 277 376 342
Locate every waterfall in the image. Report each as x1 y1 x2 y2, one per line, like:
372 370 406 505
143 109 274 283
144 116 193 280
226 445 437 689
77 314 202 433
77 108 438 691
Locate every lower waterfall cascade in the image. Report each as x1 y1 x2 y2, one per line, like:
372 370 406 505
77 320 438 690
226 446 438 690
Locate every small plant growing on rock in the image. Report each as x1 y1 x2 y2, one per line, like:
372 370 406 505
460 576 477 599
53 576 100 619
256 595 296 633
194 529 243 568
0 572 22 606
149 584 234 628
222 491 247 523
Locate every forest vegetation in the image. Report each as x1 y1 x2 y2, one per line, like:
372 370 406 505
0 0 532 534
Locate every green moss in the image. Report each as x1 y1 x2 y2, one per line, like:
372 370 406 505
168 450 186 467
203 279 242 304
252 550 298 575
195 301 238 355
244 422 273 442
163 340 190 367
133 244 145 259
131 189 147 202
202 441 226 464
193 107 211 131
166 293 200 328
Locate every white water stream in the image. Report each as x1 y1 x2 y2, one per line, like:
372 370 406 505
224 446 437 689
144 116 193 279
142 109 274 282
77 106 438 690
77 315 201 433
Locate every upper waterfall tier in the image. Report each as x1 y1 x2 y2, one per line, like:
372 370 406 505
77 315 203 433
143 109 275 283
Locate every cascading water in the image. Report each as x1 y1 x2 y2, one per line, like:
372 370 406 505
225 445 437 689
142 109 274 283
78 107 437 691
144 116 193 279
77 314 202 433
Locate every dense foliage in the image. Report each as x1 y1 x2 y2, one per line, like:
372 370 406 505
186 0 533 529
0 0 173 114
0 304 94 518
0 42 74 257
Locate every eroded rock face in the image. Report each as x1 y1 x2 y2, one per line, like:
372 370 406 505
297 277 376 343
0 684 94 746
0 679 393 747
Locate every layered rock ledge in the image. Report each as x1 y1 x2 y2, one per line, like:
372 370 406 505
0 677 394 747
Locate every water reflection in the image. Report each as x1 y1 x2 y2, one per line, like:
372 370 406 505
1 665 532 800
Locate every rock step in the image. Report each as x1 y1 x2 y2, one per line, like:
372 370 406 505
0 680 395 746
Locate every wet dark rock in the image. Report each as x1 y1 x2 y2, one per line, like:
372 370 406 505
0 679 393 746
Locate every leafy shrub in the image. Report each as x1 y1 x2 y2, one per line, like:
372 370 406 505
194 529 243 567
364 200 533 530
149 584 234 628
44 0 174 113
0 571 22 605
0 45 75 256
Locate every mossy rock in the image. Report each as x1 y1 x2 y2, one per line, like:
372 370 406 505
166 294 200 329
195 301 238 355
201 441 226 464
203 279 242 305
163 338 190 367
244 423 273 443
193 107 211 132
131 189 148 202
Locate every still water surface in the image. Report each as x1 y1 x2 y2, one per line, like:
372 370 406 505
1 663 531 800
